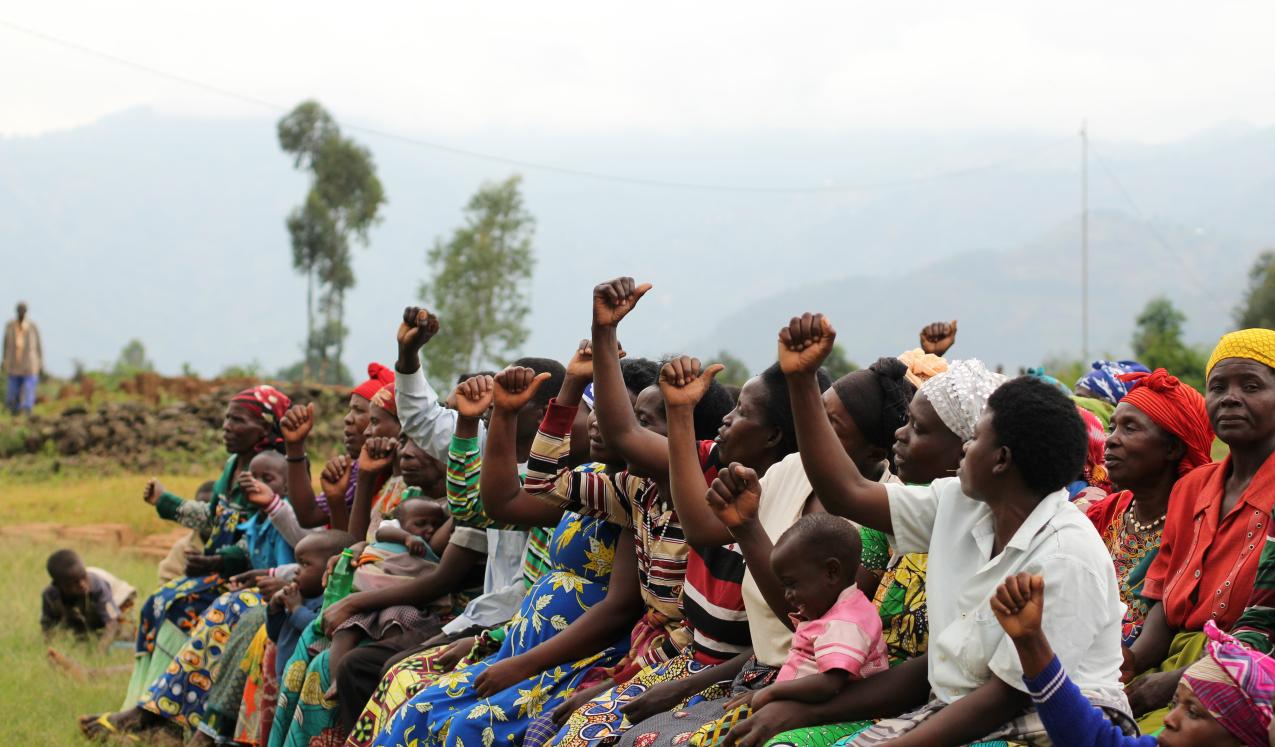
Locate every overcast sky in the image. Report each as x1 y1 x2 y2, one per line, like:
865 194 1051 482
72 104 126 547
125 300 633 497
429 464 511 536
3 1 1275 143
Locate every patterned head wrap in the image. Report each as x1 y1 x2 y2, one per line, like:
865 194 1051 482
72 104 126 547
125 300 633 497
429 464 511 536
369 382 398 419
919 359 1007 442
230 385 292 451
1120 369 1214 476
581 383 596 410
1075 360 1151 406
832 357 917 450
1180 621 1275 747
1206 328 1275 377
896 349 950 388
352 362 395 402
1076 405 1110 490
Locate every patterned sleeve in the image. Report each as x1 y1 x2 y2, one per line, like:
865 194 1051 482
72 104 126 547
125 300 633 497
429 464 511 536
1232 519 1275 653
811 618 879 676
859 527 891 572
156 491 214 532
523 399 636 529
445 433 520 531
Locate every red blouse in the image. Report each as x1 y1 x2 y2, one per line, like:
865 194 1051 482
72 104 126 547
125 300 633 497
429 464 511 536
1143 453 1275 631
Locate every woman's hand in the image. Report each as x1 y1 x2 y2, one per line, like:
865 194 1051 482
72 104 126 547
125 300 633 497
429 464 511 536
436 636 476 672
320 455 353 500
1126 667 1185 716
321 594 362 636
777 313 836 376
184 553 224 577
659 356 725 409
256 574 288 598
228 569 266 591
705 463 763 529
473 656 533 697
551 681 611 725
281 403 315 444
990 573 1044 640
454 375 496 419
723 699 808 747
143 478 165 505
919 320 958 356
359 436 398 474
492 367 551 412
592 277 651 328
619 679 691 724
237 472 274 509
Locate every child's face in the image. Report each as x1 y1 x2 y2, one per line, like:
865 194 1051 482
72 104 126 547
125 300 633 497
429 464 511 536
1157 682 1243 747
250 455 288 498
54 564 90 598
398 500 446 543
770 539 845 622
293 545 330 599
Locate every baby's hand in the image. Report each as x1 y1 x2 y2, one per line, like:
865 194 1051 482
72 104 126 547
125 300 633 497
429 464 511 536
278 583 302 613
404 536 429 557
991 573 1045 641
142 478 165 505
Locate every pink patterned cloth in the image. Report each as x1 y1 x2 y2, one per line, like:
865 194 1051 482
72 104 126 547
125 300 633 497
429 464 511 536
1181 620 1275 747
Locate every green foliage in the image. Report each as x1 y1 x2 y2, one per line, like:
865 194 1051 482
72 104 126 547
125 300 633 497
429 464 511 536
823 344 859 380
1235 250 1275 329
278 100 386 385
216 360 265 380
419 175 536 385
1039 355 1088 389
712 350 750 387
1132 296 1206 389
111 339 153 376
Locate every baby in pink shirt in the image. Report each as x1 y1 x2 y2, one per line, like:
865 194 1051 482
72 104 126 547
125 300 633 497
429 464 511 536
739 513 889 713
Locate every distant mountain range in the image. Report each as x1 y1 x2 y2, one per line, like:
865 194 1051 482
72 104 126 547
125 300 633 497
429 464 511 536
1 108 1270 377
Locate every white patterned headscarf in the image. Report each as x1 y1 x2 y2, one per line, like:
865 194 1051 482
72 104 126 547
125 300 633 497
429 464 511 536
919 359 1007 442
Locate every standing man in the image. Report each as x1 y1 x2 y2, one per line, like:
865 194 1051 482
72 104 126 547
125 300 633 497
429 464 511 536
4 302 42 414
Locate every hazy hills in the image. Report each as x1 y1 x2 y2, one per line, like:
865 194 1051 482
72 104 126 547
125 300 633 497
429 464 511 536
0 108 1270 377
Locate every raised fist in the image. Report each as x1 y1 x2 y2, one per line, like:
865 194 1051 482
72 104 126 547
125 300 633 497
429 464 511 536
281 403 316 444
592 277 651 328
777 313 836 376
492 367 552 412
919 320 958 356
658 356 724 409
704 463 763 529
453 375 496 419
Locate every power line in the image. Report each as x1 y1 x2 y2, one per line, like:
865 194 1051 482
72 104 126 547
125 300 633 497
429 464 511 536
2 17 1070 194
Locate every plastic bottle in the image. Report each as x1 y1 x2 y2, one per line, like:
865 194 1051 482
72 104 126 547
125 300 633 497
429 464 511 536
312 547 355 635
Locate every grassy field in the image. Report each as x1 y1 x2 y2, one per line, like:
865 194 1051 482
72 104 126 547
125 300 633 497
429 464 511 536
0 471 213 746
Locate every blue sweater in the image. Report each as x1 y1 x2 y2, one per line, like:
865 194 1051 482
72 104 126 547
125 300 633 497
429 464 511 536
1024 656 1154 747
267 595 322 678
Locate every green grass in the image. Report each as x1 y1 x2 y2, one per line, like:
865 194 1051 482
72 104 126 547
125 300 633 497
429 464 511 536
0 539 164 746
0 473 211 537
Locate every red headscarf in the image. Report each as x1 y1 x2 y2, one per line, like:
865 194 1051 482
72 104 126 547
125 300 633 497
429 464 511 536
230 385 292 451
1120 369 1214 475
369 382 397 419
352 362 394 402
1077 405 1110 490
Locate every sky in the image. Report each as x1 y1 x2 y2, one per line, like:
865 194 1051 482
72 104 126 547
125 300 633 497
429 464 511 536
4 1 1275 143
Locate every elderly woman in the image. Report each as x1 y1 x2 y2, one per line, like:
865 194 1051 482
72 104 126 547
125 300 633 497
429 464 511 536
80 385 292 740
1085 369 1213 647
725 314 1127 747
1124 329 1275 729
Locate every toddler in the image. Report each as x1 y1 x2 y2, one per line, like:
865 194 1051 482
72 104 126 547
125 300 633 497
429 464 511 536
692 513 889 746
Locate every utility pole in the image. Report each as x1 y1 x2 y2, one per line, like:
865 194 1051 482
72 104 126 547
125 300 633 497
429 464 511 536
1081 120 1089 361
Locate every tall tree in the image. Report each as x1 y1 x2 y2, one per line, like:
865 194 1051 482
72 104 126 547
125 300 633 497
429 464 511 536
1236 250 1275 329
113 339 154 375
419 175 535 385
278 100 385 384
1132 296 1206 388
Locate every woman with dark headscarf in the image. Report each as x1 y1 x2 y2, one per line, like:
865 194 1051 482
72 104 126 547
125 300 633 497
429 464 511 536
80 385 292 739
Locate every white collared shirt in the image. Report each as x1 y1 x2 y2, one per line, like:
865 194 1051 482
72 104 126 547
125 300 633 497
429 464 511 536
887 478 1127 708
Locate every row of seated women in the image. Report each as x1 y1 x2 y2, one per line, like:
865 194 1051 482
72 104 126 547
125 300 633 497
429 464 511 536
78 278 1275 747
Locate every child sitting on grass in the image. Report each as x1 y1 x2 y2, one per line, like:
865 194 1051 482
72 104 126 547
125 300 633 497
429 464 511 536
268 530 356 677
325 496 450 696
691 508 890 746
993 572 1275 747
41 548 137 652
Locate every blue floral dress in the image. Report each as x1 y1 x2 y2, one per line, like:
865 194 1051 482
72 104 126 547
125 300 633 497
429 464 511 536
372 511 628 747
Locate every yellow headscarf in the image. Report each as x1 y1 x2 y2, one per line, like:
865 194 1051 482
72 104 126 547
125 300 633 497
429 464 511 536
1206 328 1275 377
